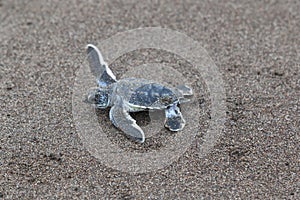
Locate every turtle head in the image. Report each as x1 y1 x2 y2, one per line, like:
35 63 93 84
85 87 110 109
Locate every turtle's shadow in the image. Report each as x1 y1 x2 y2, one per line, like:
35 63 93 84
129 111 151 126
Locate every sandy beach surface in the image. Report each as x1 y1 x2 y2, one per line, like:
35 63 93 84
1 0 299 199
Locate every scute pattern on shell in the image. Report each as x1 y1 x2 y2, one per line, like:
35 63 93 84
129 83 178 107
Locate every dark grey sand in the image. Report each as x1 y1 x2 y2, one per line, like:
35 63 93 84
1 0 299 199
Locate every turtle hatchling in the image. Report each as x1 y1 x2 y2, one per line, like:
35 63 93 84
84 44 193 143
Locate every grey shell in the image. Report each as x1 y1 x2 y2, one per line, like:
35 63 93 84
112 78 179 109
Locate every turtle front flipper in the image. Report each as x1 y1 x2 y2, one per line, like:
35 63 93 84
86 44 117 87
164 104 186 131
109 98 145 143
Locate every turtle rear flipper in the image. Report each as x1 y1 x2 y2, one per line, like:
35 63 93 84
86 44 117 87
175 85 193 104
176 85 193 96
164 104 186 131
109 98 145 143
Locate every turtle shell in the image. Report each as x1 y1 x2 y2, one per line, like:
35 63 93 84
129 83 178 108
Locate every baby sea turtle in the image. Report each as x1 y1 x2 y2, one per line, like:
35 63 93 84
85 44 193 143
